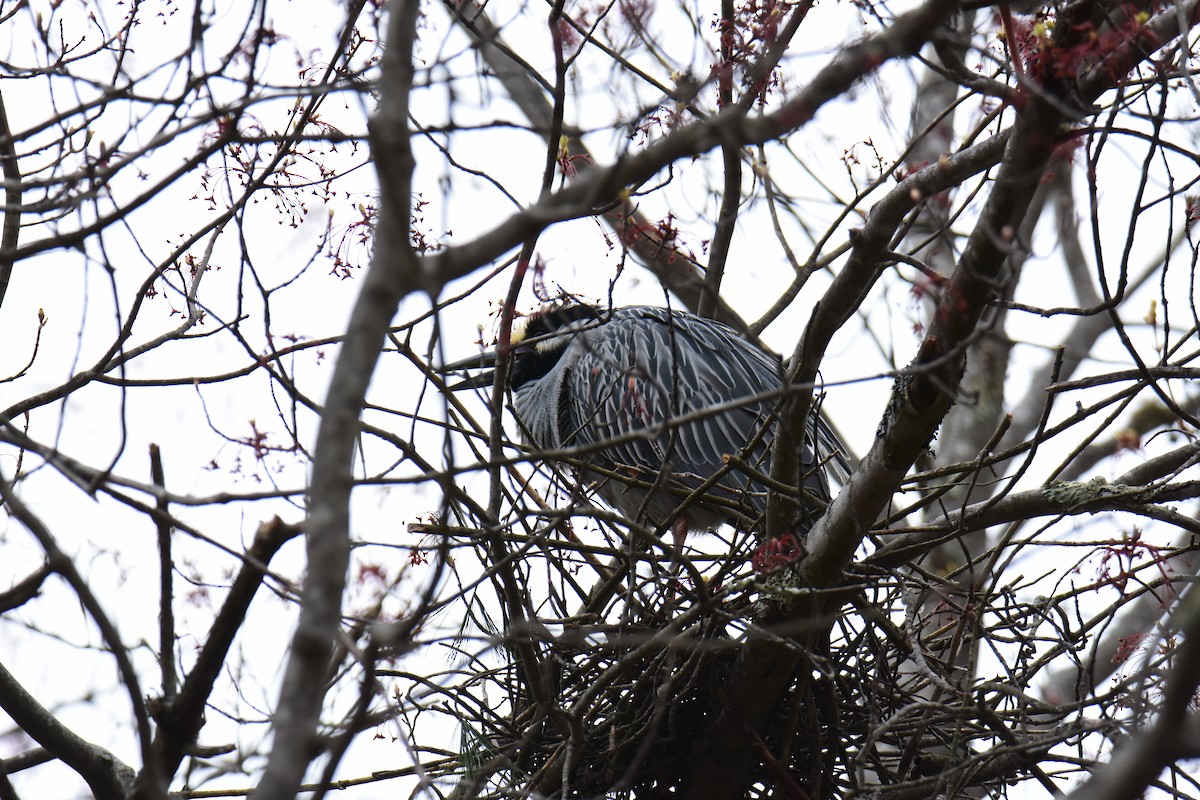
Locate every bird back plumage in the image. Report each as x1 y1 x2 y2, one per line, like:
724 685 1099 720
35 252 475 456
509 304 839 535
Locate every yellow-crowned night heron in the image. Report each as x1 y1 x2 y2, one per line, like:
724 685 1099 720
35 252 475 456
446 303 843 558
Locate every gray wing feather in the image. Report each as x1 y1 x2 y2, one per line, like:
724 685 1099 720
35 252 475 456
556 306 830 529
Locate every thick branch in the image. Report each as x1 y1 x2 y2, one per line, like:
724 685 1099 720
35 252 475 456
254 2 423 798
427 0 965 298
684 0 1200 793
0 564 49 614
870 477 1200 568
447 0 748 327
136 518 301 794
0 87 20 312
0 662 133 800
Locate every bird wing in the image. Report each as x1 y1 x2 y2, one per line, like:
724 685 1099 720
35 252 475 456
560 307 825 519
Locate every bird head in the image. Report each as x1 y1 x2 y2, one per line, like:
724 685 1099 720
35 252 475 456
508 303 601 388
440 302 602 391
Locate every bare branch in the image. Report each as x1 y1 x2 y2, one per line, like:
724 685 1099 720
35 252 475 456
255 1 424 796
0 87 20 312
0 663 133 800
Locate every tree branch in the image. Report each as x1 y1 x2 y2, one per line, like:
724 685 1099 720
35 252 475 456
0 476 155 787
254 1 424 797
0 564 49 614
1062 589 1200 800
684 0 1200 792
0 87 20 313
427 0 965 299
135 517 301 794
0 662 133 800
